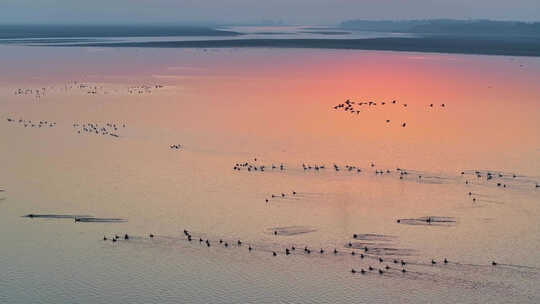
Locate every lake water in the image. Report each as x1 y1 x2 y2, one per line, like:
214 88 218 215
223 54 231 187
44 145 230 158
1 42 540 303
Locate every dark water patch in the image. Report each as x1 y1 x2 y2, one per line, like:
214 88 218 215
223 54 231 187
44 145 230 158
301 27 341 31
415 176 449 184
497 263 540 270
351 233 395 241
396 216 456 226
75 217 127 223
22 214 126 223
0 38 106 45
300 31 352 35
23 214 91 219
391 268 496 291
268 226 317 236
295 192 326 197
252 32 296 35
360 247 416 257
477 199 505 205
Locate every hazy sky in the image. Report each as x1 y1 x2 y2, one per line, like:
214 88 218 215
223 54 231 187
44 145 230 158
2 0 539 25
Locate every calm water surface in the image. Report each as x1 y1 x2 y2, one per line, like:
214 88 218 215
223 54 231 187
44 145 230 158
1 44 539 303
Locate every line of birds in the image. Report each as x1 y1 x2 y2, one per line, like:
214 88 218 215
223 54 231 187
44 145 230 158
233 159 285 172
103 233 134 242
105 230 499 275
265 191 297 203
13 81 165 99
14 87 46 98
302 163 326 171
233 159 539 190
6 117 56 128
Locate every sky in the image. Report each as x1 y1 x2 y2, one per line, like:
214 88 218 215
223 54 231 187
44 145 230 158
1 0 539 25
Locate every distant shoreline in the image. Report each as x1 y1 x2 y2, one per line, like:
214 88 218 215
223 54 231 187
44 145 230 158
0 25 241 39
51 37 540 57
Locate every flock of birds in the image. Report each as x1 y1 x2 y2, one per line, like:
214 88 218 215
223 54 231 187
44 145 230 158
14 87 47 99
5 116 188 148
233 159 285 172
5 117 56 128
72 122 125 138
332 98 447 127
128 84 164 95
232 158 540 191
102 229 501 276
5 85 539 286
12 81 165 100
